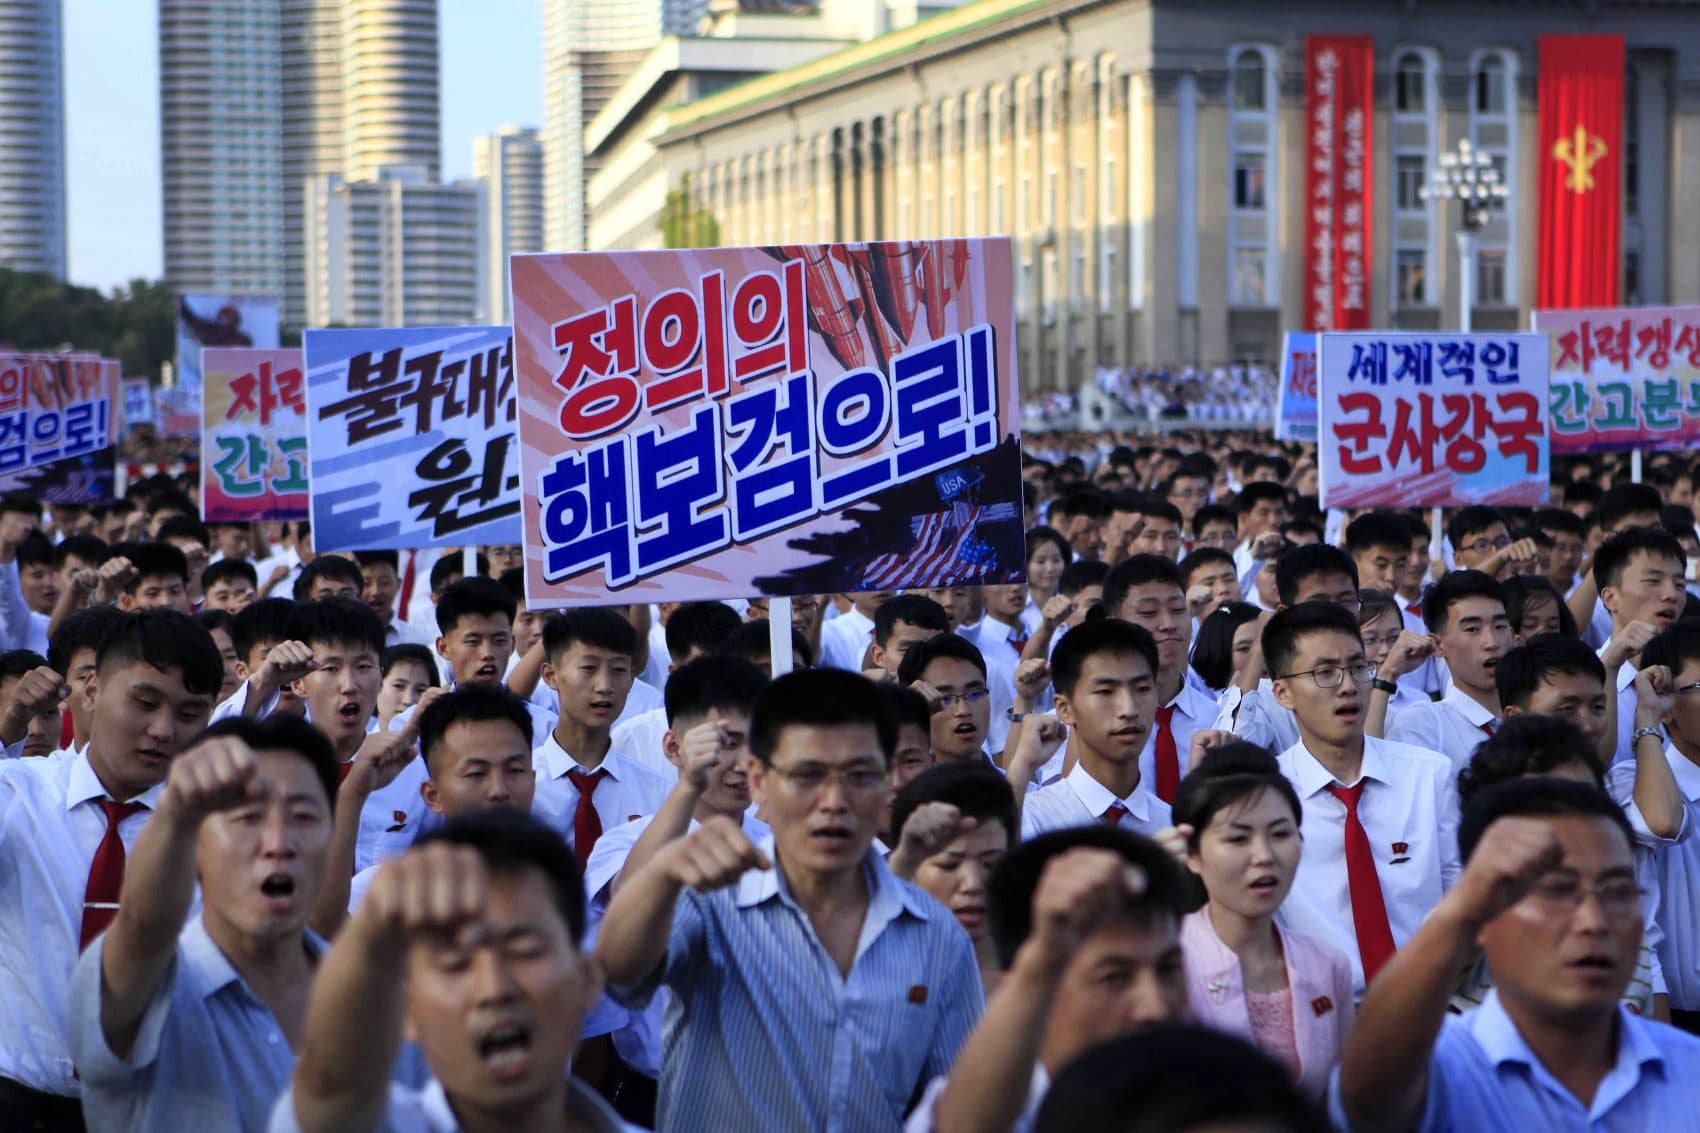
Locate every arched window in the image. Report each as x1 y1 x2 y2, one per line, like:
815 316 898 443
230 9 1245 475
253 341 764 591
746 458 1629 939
1232 50 1266 112
1395 52 1427 114
1475 55 1508 115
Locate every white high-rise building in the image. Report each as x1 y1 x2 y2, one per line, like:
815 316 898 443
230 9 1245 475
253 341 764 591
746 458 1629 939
341 0 439 181
281 0 345 327
158 0 285 296
472 126 543 322
0 0 66 279
542 0 706 253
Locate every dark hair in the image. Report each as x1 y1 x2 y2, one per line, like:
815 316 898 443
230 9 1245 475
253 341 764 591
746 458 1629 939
1055 488 1109 521
1593 526 1687 591
1501 575 1577 638
891 763 1018 846
155 514 210 549
1033 1024 1330 1133
437 576 518 637
292 555 364 602
1356 587 1401 633
381 643 440 683
1532 506 1585 540
874 594 949 647
1101 554 1184 619
1448 505 1509 549
53 533 107 571
48 605 126 676
1261 601 1362 682
96 610 224 696
0 648 48 681
417 684 534 778
1188 602 1261 692
201 714 341 815
14 532 53 570
1136 498 1184 526
749 668 895 766
1059 558 1109 597
989 827 1190 968
1191 503 1234 536
1274 544 1358 607
430 551 484 594
497 565 526 605
897 632 988 686
107 541 189 591
661 601 743 662
721 620 815 668
231 598 295 665
1493 633 1604 712
1458 777 1633 865
415 808 587 945
1457 714 1604 811
202 558 258 594
0 491 38 518
1171 742 1300 855
1025 525 1071 568
662 655 767 728
1233 481 1287 515
193 609 235 641
143 492 193 518
1051 618 1158 697
877 682 932 735
541 606 636 662
1598 482 1663 533
1421 569 1506 634
354 550 400 572
286 597 386 657
1345 512 1412 558
1177 547 1234 589
1641 618 1700 678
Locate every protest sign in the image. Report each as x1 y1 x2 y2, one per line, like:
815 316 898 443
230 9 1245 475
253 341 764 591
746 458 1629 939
1531 306 1700 454
155 386 202 439
511 239 1025 608
200 348 308 522
175 293 279 390
1275 332 1318 442
1318 332 1549 509
0 354 120 502
122 379 155 426
303 325 521 552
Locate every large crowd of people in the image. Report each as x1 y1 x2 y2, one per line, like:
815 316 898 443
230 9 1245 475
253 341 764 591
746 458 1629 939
2 424 1699 1132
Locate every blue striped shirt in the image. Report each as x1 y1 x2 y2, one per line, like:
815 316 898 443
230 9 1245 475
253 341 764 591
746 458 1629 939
610 836 984 1133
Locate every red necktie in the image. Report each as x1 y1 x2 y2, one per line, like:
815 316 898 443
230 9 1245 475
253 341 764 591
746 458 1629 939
566 768 608 866
1480 721 1496 737
1153 705 1180 803
338 760 355 784
59 707 73 751
398 551 417 620
81 799 148 950
1325 782 1396 985
1101 802 1129 827
1009 634 1028 655
1405 601 1421 617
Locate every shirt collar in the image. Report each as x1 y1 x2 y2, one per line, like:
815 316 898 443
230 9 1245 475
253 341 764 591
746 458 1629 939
1171 678 1217 720
415 1075 629 1133
1441 685 1499 727
537 734 627 782
1063 760 1154 821
65 752 164 813
180 915 328 1002
1288 736 1389 797
1472 989 1664 1084
1664 745 1700 802
1597 641 1638 692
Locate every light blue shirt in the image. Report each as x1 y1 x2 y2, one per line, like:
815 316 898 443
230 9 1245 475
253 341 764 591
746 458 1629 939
71 917 326 1133
270 1076 634 1133
610 835 984 1133
1330 990 1700 1131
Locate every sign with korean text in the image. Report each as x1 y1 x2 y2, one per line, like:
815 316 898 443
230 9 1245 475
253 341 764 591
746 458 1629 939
123 379 155 426
0 354 121 502
1531 306 1700 454
304 326 521 552
511 240 1025 608
1276 332 1318 442
155 386 202 439
1318 332 1549 509
1304 36 1374 333
176 294 279 390
200 348 308 522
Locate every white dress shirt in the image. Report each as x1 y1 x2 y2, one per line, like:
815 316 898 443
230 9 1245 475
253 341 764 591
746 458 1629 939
818 607 876 672
1614 745 1700 1010
531 738 672 857
1598 638 1639 766
1216 679 1302 754
610 705 674 781
1385 684 1500 774
385 618 432 649
1020 760 1172 839
0 753 162 1094
1276 736 1462 997
1138 678 1219 796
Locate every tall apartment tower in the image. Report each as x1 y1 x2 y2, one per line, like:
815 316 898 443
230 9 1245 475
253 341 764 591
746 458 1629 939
281 0 344 327
542 0 706 253
0 0 66 279
341 0 440 180
472 125 543 321
158 0 285 296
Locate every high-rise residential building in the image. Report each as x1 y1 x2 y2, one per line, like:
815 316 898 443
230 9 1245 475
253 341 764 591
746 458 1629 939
0 0 66 279
281 0 345 327
158 0 285 296
472 126 543 322
306 166 482 328
542 0 706 253
341 0 439 181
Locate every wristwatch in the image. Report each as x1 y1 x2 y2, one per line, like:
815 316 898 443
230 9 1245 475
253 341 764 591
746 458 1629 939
1369 678 1398 695
1632 725 1663 746
1007 708 1027 722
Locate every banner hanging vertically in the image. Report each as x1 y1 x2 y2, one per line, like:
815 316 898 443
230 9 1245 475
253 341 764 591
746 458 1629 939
1537 35 1624 310
1304 35 1374 333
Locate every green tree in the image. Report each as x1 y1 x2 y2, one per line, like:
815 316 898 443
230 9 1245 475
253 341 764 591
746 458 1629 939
661 175 722 249
0 269 176 378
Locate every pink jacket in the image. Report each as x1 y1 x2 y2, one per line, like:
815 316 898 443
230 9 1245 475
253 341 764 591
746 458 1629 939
1181 908 1355 1100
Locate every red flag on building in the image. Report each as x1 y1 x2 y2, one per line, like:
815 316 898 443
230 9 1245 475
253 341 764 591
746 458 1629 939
1304 36 1375 332
1537 35 1624 309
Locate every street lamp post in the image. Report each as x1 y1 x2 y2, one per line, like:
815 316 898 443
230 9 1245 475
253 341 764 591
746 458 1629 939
1420 138 1509 333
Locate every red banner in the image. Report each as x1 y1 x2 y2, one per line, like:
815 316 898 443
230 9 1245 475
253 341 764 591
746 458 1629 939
1304 36 1374 332
1537 35 1624 310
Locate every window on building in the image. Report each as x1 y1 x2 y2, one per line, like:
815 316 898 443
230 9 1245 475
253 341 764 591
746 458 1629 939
1625 66 1640 216
1232 247 1266 306
1396 249 1427 306
1475 56 1508 115
1395 54 1427 114
1477 248 1507 305
1625 250 1643 307
1396 155 1426 212
1042 247 1059 324
1019 254 1033 315
1102 155 1117 221
1071 246 1086 311
1233 152 1267 210
1100 240 1117 313
1232 51 1267 112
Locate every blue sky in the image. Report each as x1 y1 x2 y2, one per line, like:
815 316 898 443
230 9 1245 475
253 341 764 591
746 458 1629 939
63 0 542 291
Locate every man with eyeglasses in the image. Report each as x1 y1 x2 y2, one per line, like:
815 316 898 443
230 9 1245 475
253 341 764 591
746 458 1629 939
899 634 1004 765
1265 601 1460 1000
596 668 983 1133
1449 506 1539 582
1338 778 1700 1131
